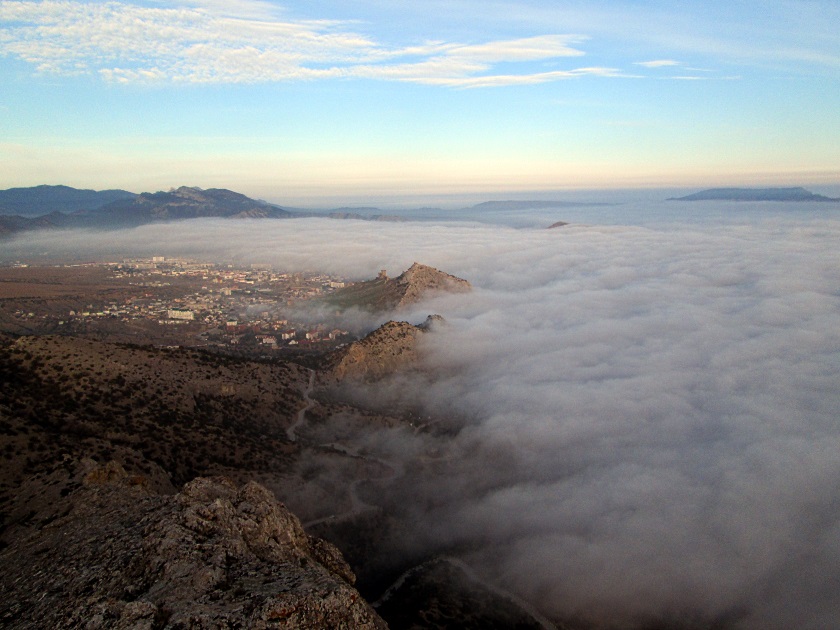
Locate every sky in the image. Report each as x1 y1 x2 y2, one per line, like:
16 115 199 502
1 0 839 203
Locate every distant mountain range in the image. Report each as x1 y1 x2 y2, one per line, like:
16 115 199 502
0 185 413 236
79 186 296 226
1 185 592 236
4 184 836 237
0 184 135 217
669 187 839 202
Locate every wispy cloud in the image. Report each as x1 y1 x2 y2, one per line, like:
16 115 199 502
168 0 282 20
0 1 604 87
634 59 679 68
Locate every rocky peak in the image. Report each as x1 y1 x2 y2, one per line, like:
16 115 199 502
328 263 471 313
170 185 206 200
393 262 471 308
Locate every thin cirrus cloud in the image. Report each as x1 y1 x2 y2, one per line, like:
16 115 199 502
634 59 680 68
0 0 606 87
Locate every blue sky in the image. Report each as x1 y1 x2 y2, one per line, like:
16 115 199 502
1 0 838 204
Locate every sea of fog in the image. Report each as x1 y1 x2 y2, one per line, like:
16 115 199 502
5 198 840 628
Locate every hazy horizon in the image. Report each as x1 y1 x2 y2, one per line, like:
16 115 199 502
4 183 840 215
2 1 839 195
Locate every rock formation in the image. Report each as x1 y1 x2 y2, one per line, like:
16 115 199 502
392 263 471 309
328 263 471 313
323 315 444 384
0 459 387 629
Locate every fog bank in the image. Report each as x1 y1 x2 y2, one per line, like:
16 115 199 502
6 207 840 628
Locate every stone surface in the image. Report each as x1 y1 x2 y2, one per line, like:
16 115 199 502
0 460 387 629
323 317 442 384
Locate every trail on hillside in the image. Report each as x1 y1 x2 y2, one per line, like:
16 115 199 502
285 368 315 442
302 442 402 528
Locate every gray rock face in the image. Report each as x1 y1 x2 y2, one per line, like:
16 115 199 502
0 460 387 629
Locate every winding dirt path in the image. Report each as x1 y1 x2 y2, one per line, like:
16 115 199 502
286 369 402 528
291 375 555 628
286 368 315 442
302 444 402 529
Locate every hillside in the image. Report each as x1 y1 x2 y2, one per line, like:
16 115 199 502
329 263 471 313
0 214 59 237
0 334 308 492
0 333 400 627
0 330 574 629
668 187 839 202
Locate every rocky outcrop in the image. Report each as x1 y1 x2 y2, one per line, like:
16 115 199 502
0 460 387 629
323 316 443 384
392 263 471 309
328 263 471 313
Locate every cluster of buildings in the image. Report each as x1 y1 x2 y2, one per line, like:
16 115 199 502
8 258 354 351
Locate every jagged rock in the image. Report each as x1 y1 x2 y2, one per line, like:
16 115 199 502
322 316 444 383
0 461 387 629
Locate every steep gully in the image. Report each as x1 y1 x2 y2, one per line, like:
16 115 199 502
286 368 558 629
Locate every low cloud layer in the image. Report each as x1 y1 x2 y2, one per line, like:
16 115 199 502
402 220 840 628
6 208 840 627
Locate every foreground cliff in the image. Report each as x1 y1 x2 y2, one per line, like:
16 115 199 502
0 459 387 629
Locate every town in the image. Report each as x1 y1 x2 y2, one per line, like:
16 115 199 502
0 257 355 357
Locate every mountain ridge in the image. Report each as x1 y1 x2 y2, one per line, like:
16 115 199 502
81 185 297 226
